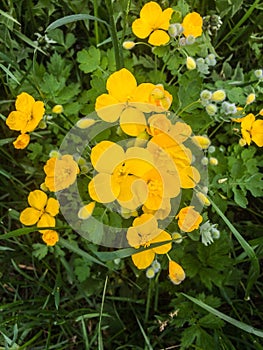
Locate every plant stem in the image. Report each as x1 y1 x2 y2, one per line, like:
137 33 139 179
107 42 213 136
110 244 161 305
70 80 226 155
106 0 124 70
93 0 99 45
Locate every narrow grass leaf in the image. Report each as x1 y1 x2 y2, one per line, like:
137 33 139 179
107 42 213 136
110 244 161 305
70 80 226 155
98 275 108 350
182 293 263 338
45 14 109 32
0 9 21 25
209 197 260 298
13 29 46 54
0 64 20 85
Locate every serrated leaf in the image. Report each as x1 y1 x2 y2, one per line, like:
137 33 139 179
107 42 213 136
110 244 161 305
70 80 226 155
77 47 101 73
233 187 248 208
245 174 263 197
33 243 48 260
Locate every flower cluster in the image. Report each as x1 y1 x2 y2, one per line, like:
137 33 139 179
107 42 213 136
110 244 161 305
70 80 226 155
6 92 45 149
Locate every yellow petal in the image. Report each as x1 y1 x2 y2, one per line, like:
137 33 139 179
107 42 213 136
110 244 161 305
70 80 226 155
44 157 56 177
53 155 79 191
182 12 203 38
42 230 59 246
106 68 137 102
90 141 125 173
132 18 152 39
169 122 192 143
88 173 120 203
251 120 263 147
28 190 47 210
120 107 146 136
15 92 35 114
148 30 170 46
24 101 45 132
157 8 174 30
151 230 172 254
78 202 96 219
132 249 155 269
133 213 159 238
45 176 55 192
169 260 185 285
140 1 162 27
13 133 30 149
45 198 60 216
117 177 147 210
37 213 56 232
20 207 41 226
6 111 28 131
179 166 200 188
176 206 203 232
131 84 155 104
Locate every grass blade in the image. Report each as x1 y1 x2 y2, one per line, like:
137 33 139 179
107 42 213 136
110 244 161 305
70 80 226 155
182 293 263 338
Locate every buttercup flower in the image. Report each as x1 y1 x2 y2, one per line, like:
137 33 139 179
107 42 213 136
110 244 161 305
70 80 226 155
6 92 45 133
20 190 59 232
13 133 30 149
127 214 172 269
132 2 173 46
95 69 172 135
44 155 80 192
176 206 203 232
182 12 203 38
168 260 185 285
42 230 59 246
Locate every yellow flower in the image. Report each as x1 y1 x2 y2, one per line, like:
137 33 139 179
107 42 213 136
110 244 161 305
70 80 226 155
176 206 203 232
13 133 30 149
42 230 59 246
168 260 185 285
44 155 80 192
147 113 172 136
182 12 203 38
20 190 59 232
127 214 172 269
95 69 172 135
6 92 45 133
239 113 263 147
132 1 173 46
52 104 63 114
78 202 96 219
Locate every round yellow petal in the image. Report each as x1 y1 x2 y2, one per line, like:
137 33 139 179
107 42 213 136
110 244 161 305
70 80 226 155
42 230 59 246
148 30 170 46
176 206 203 232
45 198 60 216
88 173 120 203
120 107 146 136
15 92 35 114
20 207 41 226
251 120 263 147
140 2 162 27
37 213 56 232
13 133 30 149
182 12 203 38
6 111 28 132
132 249 155 269
132 18 152 39
28 190 47 210
151 230 172 254
106 68 137 102
157 8 174 30
24 101 45 132
90 141 125 173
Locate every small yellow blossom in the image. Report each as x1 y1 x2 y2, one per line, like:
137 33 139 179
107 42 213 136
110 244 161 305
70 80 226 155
6 92 45 133
182 12 203 38
132 2 173 46
246 93 256 105
186 56 196 70
78 202 96 219
20 190 59 232
176 206 203 232
127 214 172 269
52 105 63 114
44 155 80 192
13 133 30 149
168 260 185 285
122 41 136 50
42 230 59 246
240 113 263 147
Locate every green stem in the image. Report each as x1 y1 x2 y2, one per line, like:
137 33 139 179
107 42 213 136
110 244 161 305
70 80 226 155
93 0 99 45
106 0 123 69
145 278 153 323
176 99 201 116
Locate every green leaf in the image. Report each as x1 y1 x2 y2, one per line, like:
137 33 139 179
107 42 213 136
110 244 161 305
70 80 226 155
245 174 263 197
45 14 109 32
32 243 48 260
182 293 263 338
77 47 101 73
232 187 248 208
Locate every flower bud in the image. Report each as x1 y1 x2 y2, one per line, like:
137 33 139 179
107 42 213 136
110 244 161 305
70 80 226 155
49 150 60 158
239 138 247 147
52 105 63 114
78 202 95 220
246 93 256 105
192 135 211 149
196 192 210 206
122 41 136 50
254 69 263 79
200 89 212 101
211 89 226 102
186 56 196 70
146 267 155 279
205 103 217 116
209 157 218 165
